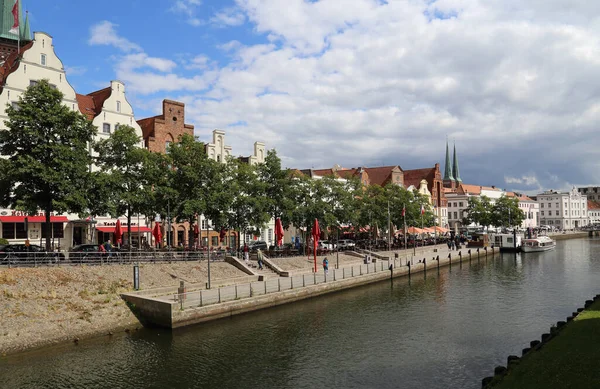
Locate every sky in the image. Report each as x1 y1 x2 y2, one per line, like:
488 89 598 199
19 0 600 194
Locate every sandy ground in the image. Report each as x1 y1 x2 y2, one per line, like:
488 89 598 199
0 262 247 356
270 252 367 272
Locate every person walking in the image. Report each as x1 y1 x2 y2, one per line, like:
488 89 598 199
323 257 329 274
243 243 249 264
104 239 113 257
257 249 264 270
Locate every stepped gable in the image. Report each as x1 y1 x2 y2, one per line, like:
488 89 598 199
75 86 112 121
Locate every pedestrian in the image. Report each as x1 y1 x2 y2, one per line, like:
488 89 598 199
451 239 455 250
447 239 452 250
104 239 113 257
243 243 249 264
257 249 264 270
323 257 329 274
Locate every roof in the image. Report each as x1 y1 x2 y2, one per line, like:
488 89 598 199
75 86 112 121
403 167 436 191
457 184 501 195
588 200 600 210
363 166 400 186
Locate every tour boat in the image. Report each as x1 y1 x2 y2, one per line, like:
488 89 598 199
521 236 556 253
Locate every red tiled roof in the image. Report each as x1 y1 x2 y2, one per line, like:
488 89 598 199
403 167 436 190
363 166 400 186
588 200 600 210
0 42 34 93
312 169 336 177
458 184 501 195
75 86 113 121
75 94 96 120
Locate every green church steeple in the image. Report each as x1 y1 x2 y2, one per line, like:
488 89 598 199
443 140 454 181
452 142 462 183
0 0 31 42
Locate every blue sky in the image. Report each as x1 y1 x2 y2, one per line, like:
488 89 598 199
17 0 600 194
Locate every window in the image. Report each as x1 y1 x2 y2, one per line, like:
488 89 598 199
459 202 463 207
453 212 458 219
548 203 552 208
29 80 38 87
102 123 110 134
268 229 273 243
116 100 121 112
556 211 559 216
41 223 64 238
1 223 27 239
556 203 559 208
49 84 57 90
541 211 544 216
165 141 171 150
201 219 207 229
541 203 544 208
41 54 47 66
454 202 457 207
211 237 218 246
11 102 20 110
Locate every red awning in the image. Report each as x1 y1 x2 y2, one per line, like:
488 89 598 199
0 215 69 223
96 226 152 233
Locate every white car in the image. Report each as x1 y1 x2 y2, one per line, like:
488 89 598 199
318 241 335 250
337 239 356 250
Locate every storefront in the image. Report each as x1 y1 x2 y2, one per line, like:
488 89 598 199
95 218 151 249
0 210 69 249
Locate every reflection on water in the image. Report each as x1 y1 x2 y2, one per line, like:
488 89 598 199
2 238 599 389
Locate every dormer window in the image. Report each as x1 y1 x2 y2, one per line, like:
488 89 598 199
103 123 111 134
116 100 121 112
41 54 47 66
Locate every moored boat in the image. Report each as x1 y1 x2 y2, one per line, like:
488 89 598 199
521 236 556 252
492 233 522 253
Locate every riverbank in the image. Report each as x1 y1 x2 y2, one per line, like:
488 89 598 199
487 297 600 388
0 262 248 356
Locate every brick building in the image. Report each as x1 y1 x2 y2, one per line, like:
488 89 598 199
138 100 195 247
403 163 448 228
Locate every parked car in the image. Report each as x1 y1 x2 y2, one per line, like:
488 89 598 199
69 244 103 261
0 244 64 261
318 240 335 250
337 239 356 250
248 241 268 252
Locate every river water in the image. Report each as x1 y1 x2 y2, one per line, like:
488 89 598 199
1 238 599 389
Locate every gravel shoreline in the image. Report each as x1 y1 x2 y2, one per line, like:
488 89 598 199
0 262 247 356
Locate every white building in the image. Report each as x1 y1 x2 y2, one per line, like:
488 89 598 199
446 184 504 229
507 192 539 229
537 188 588 229
588 200 600 225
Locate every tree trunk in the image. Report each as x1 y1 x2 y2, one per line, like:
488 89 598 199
44 209 52 252
127 205 132 248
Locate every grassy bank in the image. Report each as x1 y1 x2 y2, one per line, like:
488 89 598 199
489 299 600 389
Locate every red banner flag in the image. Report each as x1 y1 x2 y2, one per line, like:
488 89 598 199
9 0 19 34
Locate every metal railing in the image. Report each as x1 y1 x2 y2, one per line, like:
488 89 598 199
173 259 399 310
0 250 232 267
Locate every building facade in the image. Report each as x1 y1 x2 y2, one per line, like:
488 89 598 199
537 189 588 229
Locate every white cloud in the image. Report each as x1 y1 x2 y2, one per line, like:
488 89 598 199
88 21 142 52
170 0 204 26
98 0 600 191
210 7 246 27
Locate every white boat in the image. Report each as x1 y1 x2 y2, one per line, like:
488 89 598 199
521 236 556 252
492 233 522 253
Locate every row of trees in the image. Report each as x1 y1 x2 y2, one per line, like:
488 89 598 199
463 195 526 231
2 80 510 251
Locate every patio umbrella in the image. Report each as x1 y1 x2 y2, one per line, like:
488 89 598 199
194 224 199 238
152 223 162 248
114 219 122 246
219 227 227 243
275 218 284 247
312 218 320 273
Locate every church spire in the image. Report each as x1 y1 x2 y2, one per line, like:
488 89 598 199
443 140 454 181
452 142 462 183
20 9 30 41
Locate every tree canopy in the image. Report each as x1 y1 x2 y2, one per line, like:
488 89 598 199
0 80 96 250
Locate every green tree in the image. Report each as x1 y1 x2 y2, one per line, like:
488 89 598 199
257 149 296 227
94 125 153 245
168 134 224 248
0 80 96 250
492 195 525 228
223 158 270 249
463 195 493 231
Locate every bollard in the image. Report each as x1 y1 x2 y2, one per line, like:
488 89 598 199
278 278 281 292
448 253 452 267
389 262 393 280
423 258 426 275
468 249 471 262
458 251 462 268
485 246 488 258
407 261 411 278
314 272 317 285
177 280 186 303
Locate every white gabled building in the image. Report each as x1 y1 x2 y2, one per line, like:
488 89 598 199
537 189 588 230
